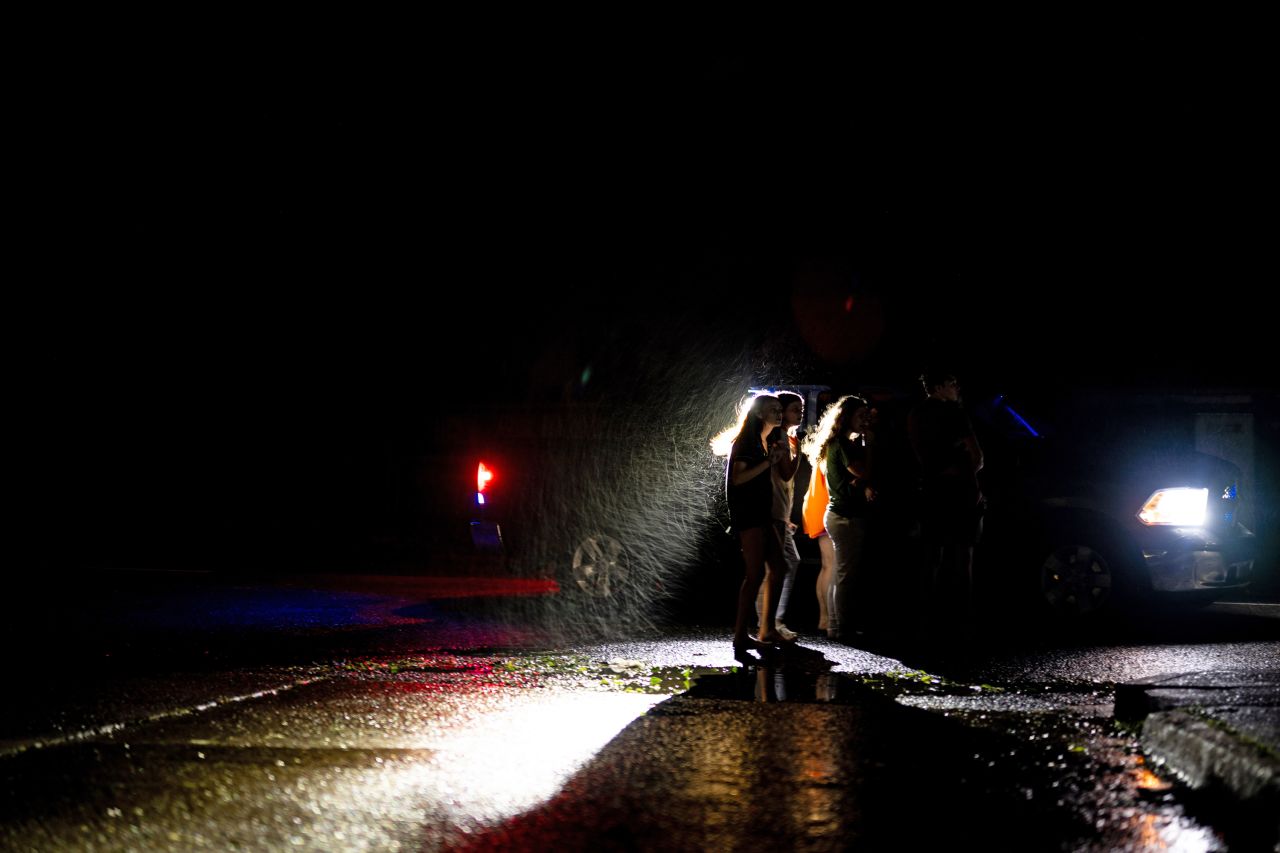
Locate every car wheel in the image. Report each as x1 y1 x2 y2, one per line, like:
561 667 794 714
1038 541 1115 619
571 533 628 598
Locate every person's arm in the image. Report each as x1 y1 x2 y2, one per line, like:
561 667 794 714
775 436 799 482
844 444 878 502
730 457 770 486
730 442 785 486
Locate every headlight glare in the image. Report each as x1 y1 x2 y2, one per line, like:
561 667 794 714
1138 488 1208 526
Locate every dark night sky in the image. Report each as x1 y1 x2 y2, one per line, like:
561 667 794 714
19 20 1273 566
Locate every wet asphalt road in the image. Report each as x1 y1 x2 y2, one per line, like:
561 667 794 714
1 571 1277 851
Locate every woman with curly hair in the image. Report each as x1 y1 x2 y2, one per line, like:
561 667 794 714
803 395 876 642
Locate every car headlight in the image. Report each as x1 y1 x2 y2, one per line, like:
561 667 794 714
1137 488 1208 526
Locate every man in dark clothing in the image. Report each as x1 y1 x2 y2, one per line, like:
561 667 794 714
907 368 984 642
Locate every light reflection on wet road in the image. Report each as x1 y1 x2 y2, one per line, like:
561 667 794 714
3 573 1275 850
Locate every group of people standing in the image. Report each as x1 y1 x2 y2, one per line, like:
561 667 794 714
718 369 984 661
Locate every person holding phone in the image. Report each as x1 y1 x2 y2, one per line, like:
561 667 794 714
718 393 792 660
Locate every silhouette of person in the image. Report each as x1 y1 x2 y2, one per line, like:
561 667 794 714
809 395 876 642
907 368 984 641
802 399 846 634
755 390 804 641
801 454 836 633
717 393 792 660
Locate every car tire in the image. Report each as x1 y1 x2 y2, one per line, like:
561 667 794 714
1039 540 1114 619
570 533 628 598
1034 527 1139 623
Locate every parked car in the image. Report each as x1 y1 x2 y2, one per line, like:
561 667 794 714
968 389 1257 621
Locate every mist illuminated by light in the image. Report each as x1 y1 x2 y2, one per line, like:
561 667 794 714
491 334 759 641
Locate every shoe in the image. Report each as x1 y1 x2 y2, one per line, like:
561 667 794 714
733 638 767 663
773 623 798 642
754 630 796 645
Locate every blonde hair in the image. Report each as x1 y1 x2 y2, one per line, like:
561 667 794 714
802 395 866 468
710 392 779 457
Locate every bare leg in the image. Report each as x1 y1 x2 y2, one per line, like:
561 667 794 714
758 525 789 642
756 563 780 635
734 528 767 647
757 523 799 631
816 533 835 630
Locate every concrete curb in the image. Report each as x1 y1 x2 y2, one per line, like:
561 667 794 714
1141 709 1279 803
1115 669 1280 822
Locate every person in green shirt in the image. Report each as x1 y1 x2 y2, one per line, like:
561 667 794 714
809 395 877 642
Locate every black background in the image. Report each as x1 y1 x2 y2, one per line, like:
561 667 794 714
19 18 1274 568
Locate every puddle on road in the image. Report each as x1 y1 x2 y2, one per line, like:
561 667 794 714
684 662 984 705
679 665 1234 851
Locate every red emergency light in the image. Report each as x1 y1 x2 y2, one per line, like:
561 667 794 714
476 461 495 494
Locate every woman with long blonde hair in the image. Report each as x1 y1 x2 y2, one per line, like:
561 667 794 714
714 393 791 659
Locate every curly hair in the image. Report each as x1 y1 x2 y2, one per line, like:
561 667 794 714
801 395 867 468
